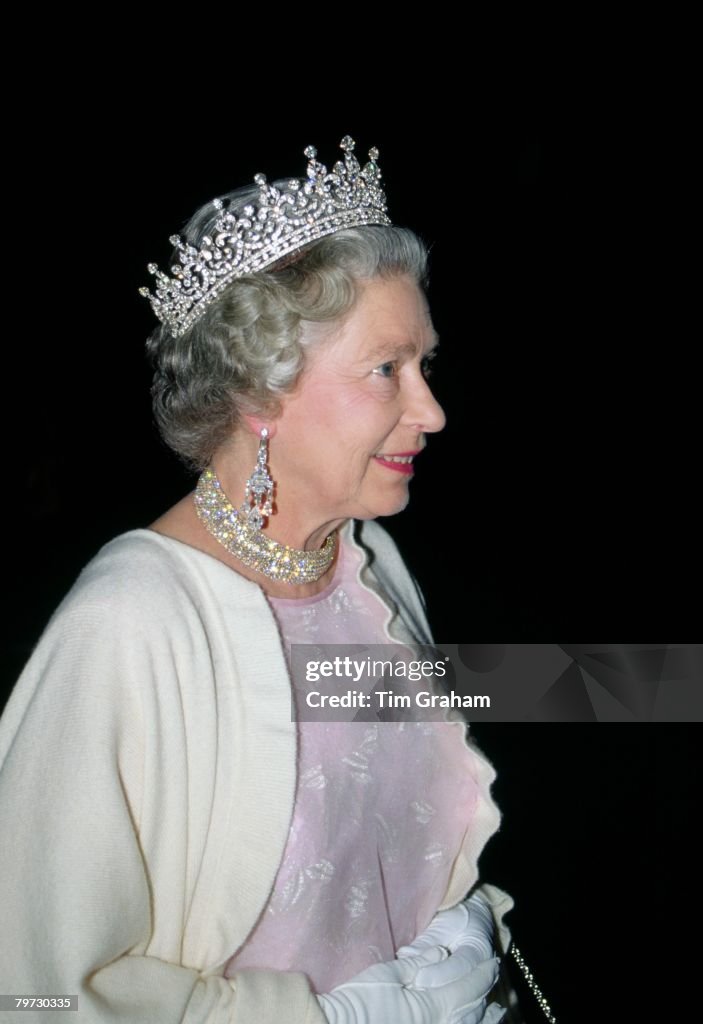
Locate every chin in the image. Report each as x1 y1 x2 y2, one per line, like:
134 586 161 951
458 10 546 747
376 494 411 518
352 482 412 521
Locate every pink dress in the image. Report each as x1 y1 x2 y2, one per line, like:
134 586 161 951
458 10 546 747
224 531 482 994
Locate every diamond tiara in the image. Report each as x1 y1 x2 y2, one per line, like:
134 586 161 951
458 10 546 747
139 135 392 339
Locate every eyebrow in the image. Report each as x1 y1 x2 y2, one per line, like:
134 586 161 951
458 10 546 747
363 329 440 363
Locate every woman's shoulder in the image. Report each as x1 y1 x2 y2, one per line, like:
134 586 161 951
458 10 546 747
3 530 266 727
62 529 200 611
38 528 258 645
81 526 199 579
0 532 197 757
77 527 253 598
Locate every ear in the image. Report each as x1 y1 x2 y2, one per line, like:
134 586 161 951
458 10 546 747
241 412 277 440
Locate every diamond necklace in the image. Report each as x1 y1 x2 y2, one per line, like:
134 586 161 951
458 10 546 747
193 466 337 585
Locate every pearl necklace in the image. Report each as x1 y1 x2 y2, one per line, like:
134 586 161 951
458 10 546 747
193 467 337 585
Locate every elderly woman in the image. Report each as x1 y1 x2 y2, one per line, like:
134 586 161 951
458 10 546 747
0 137 521 1024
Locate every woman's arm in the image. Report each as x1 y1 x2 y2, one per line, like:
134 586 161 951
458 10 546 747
0 557 324 1024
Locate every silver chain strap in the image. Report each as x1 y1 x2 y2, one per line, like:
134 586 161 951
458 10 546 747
509 943 558 1022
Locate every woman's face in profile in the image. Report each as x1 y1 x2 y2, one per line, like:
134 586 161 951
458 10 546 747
267 273 446 524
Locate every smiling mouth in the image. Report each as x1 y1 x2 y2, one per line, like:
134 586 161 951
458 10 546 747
373 452 419 474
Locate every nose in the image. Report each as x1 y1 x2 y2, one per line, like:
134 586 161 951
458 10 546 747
402 372 446 434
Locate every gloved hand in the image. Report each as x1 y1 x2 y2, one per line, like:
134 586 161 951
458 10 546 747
395 892 507 1022
316 945 501 1024
479 1008 507 1023
398 892 496 980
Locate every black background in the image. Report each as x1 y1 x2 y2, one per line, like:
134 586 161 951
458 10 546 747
2 100 698 1021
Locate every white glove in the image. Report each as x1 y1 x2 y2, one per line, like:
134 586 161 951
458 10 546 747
480 1008 507 1023
396 893 506 1022
398 892 496 981
317 945 501 1024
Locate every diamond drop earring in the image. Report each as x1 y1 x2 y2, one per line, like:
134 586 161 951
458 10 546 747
242 427 274 530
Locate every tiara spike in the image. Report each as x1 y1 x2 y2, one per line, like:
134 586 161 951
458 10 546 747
140 135 391 338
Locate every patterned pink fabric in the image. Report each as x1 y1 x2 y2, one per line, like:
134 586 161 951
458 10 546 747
224 534 482 993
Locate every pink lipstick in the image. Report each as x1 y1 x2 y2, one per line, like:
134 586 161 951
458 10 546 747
373 451 420 475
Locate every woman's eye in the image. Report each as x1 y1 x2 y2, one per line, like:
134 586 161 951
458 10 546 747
373 361 398 379
421 353 437 379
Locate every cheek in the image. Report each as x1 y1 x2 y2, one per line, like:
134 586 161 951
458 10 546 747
307 383 386 438
321 381 374 418
281 376 397 477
